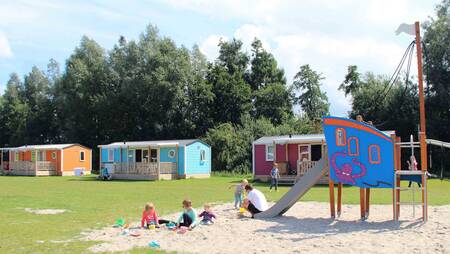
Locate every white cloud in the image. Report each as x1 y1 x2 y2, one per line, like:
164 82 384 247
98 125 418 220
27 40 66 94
0 32 13 59
200 34 228 61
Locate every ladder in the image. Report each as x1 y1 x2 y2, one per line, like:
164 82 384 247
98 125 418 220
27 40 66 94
394 135 428 222
394 170 427 221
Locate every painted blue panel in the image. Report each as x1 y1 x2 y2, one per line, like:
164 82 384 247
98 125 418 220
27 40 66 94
101 148 124 163
101 148 109 163
178 147 185 175
160 147 177 163
323 116 394 188
122 148 128 163
114 148 121 163
185 141 211 175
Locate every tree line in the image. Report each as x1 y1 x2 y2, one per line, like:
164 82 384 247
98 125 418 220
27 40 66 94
0 1 448 175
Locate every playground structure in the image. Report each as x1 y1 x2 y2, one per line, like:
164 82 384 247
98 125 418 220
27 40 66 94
254 22 450 222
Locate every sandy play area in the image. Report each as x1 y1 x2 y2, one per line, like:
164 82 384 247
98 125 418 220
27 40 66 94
83 202 450 254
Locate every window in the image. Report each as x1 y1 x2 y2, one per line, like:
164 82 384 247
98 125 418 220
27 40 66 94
51 152 57 160
150 149 158 162
128 149 135 162
266 144 274 161
298 145 311 162
31 151 36 162
14 152 19 161
200 150 206 161
80 151 85 161
142 150 149 163
369 145 381 164
108 149 114 162
37 151 46 161
336 128 346 146
348 137 359 156
168 149 176 158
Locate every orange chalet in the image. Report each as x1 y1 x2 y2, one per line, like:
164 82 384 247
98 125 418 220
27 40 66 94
0 144 92 176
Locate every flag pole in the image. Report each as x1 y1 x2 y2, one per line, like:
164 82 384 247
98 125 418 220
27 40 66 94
414 21 427 221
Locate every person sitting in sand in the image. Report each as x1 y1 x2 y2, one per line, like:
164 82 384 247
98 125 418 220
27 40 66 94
229 179 248 209
242 185 268 218
176 199 197 229
141 203 159 228
198 203 216 225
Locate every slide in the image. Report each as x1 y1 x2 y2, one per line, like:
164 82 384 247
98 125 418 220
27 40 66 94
254 158 327 218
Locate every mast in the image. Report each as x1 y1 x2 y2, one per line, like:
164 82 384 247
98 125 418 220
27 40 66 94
414 21 427 221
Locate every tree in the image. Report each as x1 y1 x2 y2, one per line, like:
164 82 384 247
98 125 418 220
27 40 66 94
55 36 110 146
339 65 362 97
185 45 215 136
423 0 450 143
423 0 450 176
292 64 330 120
0 73 28 146
207 39 252 125
247 39 293 124
22 66 57 144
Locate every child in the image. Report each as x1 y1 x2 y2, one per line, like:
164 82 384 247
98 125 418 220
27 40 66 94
229 179 248 209
199 203 216 225
141 203 159 228
176 199 197 229
269 163 280 192
407 155 421 187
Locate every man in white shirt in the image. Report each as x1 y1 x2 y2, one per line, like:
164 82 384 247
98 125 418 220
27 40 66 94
243 184 268 217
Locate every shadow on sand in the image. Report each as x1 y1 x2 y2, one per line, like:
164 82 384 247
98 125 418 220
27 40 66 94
254 215 424 242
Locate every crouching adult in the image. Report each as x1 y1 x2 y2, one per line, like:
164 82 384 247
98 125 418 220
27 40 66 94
243 184 268 218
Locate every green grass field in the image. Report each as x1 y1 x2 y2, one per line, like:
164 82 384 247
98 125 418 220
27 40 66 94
0 176 449 254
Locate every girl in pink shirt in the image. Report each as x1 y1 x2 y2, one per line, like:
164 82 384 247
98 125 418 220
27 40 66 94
141 203 159 228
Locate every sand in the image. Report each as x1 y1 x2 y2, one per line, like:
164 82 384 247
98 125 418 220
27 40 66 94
82 202 450 254
24 208 67 215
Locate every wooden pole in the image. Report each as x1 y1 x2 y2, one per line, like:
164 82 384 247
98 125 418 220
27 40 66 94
360 188 365 220
396 137 402 220
273 141 277 163
365 188 370 218
337 182 342 217
329 180 335 218
392 134 397 220
415 21 428 221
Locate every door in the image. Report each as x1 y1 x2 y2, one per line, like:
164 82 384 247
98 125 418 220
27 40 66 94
298 144 311 162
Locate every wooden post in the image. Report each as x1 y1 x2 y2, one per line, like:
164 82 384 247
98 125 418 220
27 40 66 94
273 141 277 163
415 21 428 222
365 188 370 218
329 180 335 218
360 188 366 220
175 144 179 179
157 147 160 180
396 136 401 220
99 147 102 173
391 134 397 220
337 182 342 217
285 144 288 161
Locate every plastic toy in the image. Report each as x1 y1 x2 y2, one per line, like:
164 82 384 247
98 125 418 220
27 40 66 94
149 241 160 248
115 218 125 227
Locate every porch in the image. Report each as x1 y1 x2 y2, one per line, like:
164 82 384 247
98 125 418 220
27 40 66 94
9 161 57 176
102 162 178 180
269 137 328 185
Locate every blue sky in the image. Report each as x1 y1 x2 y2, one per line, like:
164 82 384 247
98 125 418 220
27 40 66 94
0 0 438 115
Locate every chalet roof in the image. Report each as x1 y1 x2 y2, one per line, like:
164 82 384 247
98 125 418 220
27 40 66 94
98 139 208 148
4 144 89 151
253 134 325 145
253 131 396 145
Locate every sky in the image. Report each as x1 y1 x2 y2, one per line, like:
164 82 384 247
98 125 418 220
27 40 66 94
0 0 439 116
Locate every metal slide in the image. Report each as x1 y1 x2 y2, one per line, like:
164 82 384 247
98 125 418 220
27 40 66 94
254 158 327 218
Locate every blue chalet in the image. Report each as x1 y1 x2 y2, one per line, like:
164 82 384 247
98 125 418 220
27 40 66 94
98 139 211 180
